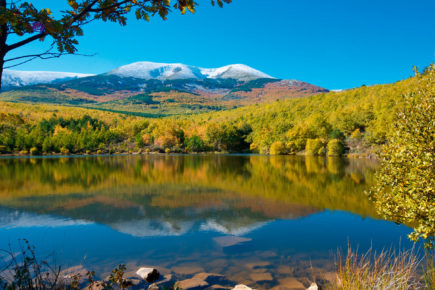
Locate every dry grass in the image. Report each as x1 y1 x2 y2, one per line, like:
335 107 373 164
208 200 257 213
334 247 424 290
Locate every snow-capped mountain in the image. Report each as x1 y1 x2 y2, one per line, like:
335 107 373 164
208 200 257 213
108 61 274 82
2 69 94 89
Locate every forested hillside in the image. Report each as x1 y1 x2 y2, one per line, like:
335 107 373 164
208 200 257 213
0 66 432 156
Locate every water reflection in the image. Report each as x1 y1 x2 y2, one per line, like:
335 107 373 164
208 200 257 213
0 155 378 234
0 155 412 289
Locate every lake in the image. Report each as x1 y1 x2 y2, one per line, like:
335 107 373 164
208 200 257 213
0 154 414 288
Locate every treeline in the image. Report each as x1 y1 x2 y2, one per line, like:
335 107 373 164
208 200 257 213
0 115 122 155
0 66 432 156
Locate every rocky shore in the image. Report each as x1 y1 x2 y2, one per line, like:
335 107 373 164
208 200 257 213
63 265 326 290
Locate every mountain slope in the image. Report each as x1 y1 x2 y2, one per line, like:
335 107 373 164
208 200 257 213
0 61 328 116
2 70 94 89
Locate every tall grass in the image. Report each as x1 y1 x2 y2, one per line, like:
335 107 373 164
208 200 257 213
334 246 424 290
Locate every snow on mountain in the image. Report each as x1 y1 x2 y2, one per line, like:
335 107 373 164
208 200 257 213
108 61 274 82
0 208 92 229
2 69 94 88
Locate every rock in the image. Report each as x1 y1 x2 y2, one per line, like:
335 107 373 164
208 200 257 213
322 272 337 285
232 285 255 290
210 285 232 290
249 272 273 282
245 261 271 272
148 274 175 289
276 266 293 275
62 265 89 286
192 273 230 286
172 265 205 275
213 236 252 247
136 267 160 283
175 278 209 290
306 283 320 290
271 277 305 290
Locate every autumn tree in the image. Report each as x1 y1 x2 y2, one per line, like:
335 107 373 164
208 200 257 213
0 0 231 90
369 65 435 247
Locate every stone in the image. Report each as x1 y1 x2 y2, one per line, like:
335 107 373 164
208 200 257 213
136 267 160 283
322 272 337 285
249 272 273 282
232 285 255 290
213 236 252 247
210 285 232 290
277 266 293 275
245 261 271 271
175 278 209 290
61 265 89 286
172 265 205 275
271 277 305 290
192 273 229 286
306 283 319 290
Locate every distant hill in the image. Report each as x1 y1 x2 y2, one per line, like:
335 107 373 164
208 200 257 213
0 61 328 116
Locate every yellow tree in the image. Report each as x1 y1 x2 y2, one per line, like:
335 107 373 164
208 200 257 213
369 65 435 247
0 0 231 90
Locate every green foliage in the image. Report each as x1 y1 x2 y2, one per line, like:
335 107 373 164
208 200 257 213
350 128 363 140
184 135 205 152
327 139 345 156
270 141 287 155
369 65 435 247
0 114 121 154
306 138 325 156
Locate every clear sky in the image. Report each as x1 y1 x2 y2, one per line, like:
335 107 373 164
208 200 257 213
6 0 435 89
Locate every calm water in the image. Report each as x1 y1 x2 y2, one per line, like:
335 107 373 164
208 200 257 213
0 155 414 288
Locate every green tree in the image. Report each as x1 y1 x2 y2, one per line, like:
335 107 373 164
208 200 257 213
0 0 231 90
327 139 344 156
270 141 287 155
184 135 205 152
306 138 324 156
369 65 435 247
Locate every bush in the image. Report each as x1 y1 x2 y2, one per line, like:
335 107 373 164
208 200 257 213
29 147 39 156
0 145 8 154
350 128 363 140
60 147 70 155
306 139 324 155
327 139 345 156
270 141 287 155
165 148 171 154
184 135 205 152
335 247 421 289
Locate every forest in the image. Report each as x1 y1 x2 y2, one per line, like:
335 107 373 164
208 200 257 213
0 66 431 156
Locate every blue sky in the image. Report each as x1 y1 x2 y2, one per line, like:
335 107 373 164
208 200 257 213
6 0 435 89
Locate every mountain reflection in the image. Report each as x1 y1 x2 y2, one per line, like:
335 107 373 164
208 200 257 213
0 155 378 237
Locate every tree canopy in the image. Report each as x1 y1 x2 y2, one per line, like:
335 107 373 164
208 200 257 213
369 65 435 248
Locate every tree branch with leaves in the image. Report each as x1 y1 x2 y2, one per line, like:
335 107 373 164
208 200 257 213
0 0 231 90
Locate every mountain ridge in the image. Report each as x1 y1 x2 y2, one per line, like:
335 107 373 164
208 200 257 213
0 61 328 116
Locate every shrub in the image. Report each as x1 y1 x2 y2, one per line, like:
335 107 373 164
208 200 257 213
0 145 8 154
369 65 435 247
270 141 287 155
60 147 70 155
335 247 421 289
350 128 363 140
184 135 205 152
29 147 39 156
165 148 171 154
327 139 345 156
306 139 324 155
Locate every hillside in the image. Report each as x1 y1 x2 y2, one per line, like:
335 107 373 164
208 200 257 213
0 62 328 116
0 66 432 156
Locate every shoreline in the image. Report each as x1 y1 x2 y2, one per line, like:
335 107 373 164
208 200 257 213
0 151 377 160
